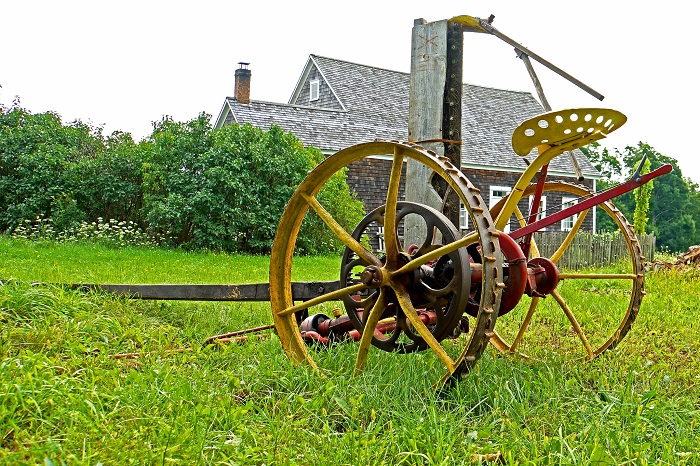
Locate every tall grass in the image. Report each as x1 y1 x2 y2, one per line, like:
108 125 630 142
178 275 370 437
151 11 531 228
1 237 699 464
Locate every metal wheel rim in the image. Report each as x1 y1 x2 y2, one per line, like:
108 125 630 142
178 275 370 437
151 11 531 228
269 141 503 387
489 181 644 360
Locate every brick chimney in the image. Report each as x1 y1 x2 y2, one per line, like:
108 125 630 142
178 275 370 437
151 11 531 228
234 62 251 104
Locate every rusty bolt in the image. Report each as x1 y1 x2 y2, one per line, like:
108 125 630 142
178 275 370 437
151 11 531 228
360 266 383 287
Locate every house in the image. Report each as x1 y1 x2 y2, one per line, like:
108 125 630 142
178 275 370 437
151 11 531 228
214 55 600 233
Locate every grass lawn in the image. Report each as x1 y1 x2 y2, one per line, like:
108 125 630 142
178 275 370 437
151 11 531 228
1 237 699 465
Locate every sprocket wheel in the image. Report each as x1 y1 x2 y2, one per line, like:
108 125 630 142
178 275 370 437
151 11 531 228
489 181 644 360
340 201 470 354
269 140 503 388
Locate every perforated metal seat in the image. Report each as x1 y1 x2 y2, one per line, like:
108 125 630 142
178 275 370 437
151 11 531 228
512 108 627 157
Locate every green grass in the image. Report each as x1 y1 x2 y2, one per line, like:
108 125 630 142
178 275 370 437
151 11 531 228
1 237 699 464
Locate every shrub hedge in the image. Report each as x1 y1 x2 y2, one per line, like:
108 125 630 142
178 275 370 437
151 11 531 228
0 102 364 254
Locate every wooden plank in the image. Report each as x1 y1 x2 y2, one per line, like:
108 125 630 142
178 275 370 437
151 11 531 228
67 281 343 302
405 18 448 246
532 232 655 269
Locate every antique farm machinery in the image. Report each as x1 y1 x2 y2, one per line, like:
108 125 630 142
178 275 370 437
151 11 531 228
77 15 671 390
266 15 672 389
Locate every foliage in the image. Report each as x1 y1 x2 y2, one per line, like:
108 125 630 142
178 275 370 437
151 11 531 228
11 215 156 248
68 131 145 226
580 142 623 184
140 117 364 254
1 102 364 255
0 101 143 234
632 156 652 235
139 113 213 246
582 141 700 252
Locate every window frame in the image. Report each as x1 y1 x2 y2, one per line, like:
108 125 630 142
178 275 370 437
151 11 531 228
528 194 547 230
560 196 578 231
489 185 512 233
309 79 320 101
459 201 469 230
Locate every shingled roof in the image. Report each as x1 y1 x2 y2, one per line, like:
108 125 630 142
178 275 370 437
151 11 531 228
215 54 599 178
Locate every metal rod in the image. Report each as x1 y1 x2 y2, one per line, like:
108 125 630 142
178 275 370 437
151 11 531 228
517 49 551 110
479 18 605 101
67 281 342 302
508 164 673 240
516 49 585 182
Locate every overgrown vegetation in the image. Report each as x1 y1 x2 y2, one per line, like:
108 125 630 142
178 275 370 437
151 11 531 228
582 142 700 251
1 239 698 464
0 101 364 254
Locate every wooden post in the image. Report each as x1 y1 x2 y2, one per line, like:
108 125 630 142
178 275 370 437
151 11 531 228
405 18 463 246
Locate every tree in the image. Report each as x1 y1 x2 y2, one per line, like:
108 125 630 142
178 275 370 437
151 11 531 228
580 142 623 185
580 141 700 251
1 103 365 253
632 156 652 235
0 102 100 232
580 142 627 233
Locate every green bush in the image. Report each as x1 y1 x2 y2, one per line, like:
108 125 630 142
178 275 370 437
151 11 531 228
0 106 77 231
1 103 365 254
141 116 364 254
0 102 142 233
68 131 145 225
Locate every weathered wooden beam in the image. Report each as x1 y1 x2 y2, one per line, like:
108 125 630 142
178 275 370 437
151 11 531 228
406 18 449 246
65 281 343 302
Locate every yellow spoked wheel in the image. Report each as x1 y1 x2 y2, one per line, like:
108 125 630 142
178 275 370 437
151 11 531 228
490 181 644 360
269 141 503 388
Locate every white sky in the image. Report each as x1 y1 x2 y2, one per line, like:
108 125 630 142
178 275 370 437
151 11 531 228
2 1 699 184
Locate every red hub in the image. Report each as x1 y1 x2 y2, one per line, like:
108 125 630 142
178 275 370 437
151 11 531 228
466 232 527 317
525 257 559 297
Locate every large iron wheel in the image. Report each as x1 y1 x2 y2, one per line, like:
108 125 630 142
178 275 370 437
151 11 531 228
340 201 470 354
269 141 503 387
490 181 644 360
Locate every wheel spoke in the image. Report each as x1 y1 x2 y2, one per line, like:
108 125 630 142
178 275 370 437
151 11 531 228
393 232 478 276
509 297 539 353
353 289 388 375
383 147 405 267
278 283 368 317
301 193 380 267
487 181 642 361
551 209 588 264
392 284 456 372
341 257 369 285
420 219 439 251
417 279 456 299
354 292 378 314
551 289 594 359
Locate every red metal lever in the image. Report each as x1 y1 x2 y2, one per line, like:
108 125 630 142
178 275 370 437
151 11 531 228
509 164 673 240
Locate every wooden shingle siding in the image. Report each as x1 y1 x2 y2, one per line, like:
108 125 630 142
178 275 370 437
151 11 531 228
295 65 343 110
346 158 406 213
344 164 595 234
462 167 595 233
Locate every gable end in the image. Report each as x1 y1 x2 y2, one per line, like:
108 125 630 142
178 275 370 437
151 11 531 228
289 56 345 110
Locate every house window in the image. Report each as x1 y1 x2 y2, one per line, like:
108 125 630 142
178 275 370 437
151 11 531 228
309 80 320 101
459 202 469 230
490 186 512 233
376 226 385 253
528 195 547 230
561 196 578 231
